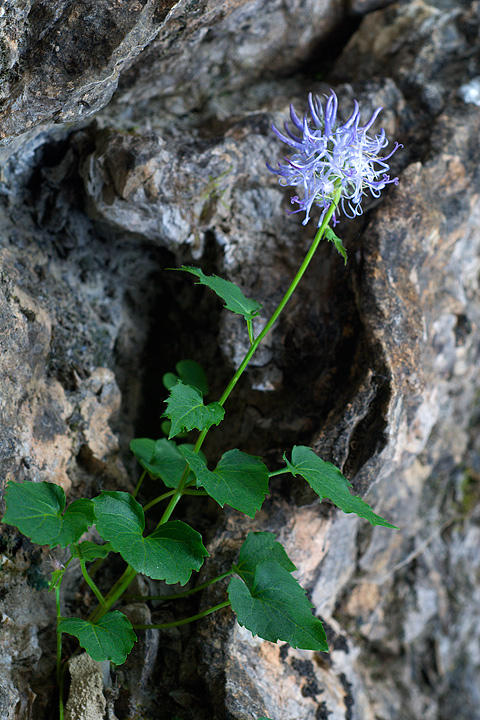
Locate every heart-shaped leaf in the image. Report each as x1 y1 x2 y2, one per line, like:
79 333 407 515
180 448 269 518
58 611 136 664
2 481 94 548
229 561 328 651
92 492 208 584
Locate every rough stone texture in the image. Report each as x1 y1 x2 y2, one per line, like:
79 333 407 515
0 0 345 142
65 653 107 720
1 0 480 718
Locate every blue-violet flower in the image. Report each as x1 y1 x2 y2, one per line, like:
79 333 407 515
268 90 402 226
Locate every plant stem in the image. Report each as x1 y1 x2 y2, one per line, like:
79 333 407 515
246 318 254 344
143 489 175 512
55 584 64 720
125 569 234 602
88 565 137 623
268 467 290 478
194 191 342 455
79 557 107 608
156 192 341 529
133 469 147 499
143 488 207 513
133 599 231 630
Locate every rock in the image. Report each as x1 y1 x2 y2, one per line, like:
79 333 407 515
65 653 107 720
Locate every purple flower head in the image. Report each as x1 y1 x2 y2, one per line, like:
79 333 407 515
267 90 402 227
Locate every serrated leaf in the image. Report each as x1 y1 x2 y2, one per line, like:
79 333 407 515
285 446 396 528
163 382 224 439
92 492 208 584
228 561 328 651
58 611 136 664
324 227 347 265
178 266 262 321
72 541 114 562
233 532 296 589
180 448 269 518
130 438 200 488
2 481 95 548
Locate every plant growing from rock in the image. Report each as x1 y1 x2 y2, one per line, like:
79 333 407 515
1 90 401 719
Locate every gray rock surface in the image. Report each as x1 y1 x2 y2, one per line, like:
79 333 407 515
1 0 480 718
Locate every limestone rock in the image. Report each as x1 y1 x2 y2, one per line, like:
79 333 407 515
65 653 107 720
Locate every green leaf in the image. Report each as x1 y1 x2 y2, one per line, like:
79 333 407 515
2 481 95 548
56 499 96 547
178 266 262 321
285 446 396 528
58 611 136 664
163 361 209 395
161 420 172 436
324 227 347 265
177 360 209 395
130 438 201 488
163 372 179 390
92 492 208 584
180 448 269 518
233 532 296 588
163 382 224 439
228 561 328 651
71 541 114 562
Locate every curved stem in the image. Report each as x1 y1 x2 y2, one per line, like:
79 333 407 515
143 489 175 512
88 565 137 623
133 469 147 499
133 600 231 630
55 584 64 720
125 569 234 603
79 557 107 608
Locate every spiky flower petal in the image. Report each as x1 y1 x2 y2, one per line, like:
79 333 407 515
268 90 402 226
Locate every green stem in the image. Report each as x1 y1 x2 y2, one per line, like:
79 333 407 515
78 556 107 608
268 467 290 478
125 569 234 603
88 565 137 623
156 191 341 529
133 599 231 630
133 469 147 499
246 318 254 345
55 584 64 720
143 489 175 512
144 488 207 513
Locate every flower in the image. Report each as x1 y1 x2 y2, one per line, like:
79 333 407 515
267 90 402 226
